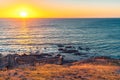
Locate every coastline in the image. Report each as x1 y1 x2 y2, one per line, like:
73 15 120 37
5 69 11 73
0 44 120 70
0 44 120 80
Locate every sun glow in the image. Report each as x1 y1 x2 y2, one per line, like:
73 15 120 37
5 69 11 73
0 4 42 18
20 11 28 18
6 5 40 18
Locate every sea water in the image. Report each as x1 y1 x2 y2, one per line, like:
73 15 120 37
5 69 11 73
0 18 120 58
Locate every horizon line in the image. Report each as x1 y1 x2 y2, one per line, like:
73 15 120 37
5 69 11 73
0 17 120 19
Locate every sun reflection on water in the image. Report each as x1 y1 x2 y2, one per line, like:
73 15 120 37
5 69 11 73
16 19 33 45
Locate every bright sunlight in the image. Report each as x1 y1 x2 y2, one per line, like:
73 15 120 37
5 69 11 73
20 11 28 18
5 5 40 18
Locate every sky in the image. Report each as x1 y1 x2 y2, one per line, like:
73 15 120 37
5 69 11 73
0 0 120 18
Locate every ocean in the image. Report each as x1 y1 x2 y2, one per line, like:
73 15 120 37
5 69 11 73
0 18 120 59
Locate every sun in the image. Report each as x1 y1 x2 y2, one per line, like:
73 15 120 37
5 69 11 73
9 6 40 18
20 11 28 18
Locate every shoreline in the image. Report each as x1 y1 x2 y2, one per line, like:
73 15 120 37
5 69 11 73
0 44 120 70
0 44 120 79
0 52 120 70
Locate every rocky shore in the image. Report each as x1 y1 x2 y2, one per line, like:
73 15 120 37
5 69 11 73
0 44 120 80
0 44 93 70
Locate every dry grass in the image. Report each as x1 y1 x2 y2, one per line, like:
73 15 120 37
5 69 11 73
0 60 120 80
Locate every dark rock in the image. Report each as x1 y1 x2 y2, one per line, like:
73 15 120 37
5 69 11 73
35 51 40 54
94 56 111 59
65 46 75 49
21 54 28 56
56 54 61 57
64 50 78 53
74 52 82 56
78 46 83 50
63 45 78 53
40 54 52 56
85 47 90 51
57 44 64 47
58 48 64 51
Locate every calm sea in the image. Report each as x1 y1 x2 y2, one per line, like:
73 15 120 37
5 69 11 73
0 18 120 58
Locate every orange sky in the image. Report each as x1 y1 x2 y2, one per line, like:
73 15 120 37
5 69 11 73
0 0 120 18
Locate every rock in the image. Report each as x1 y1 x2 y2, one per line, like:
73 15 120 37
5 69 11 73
64 45 78 53
58 48 64 51
94 56 111 59
64 50 78 53
65 46 75 49
58 45 78 53
78 46 83 50
74 52 82 56
40 54 52 57
78 46 90 51
57 44 64 47
85 47 90 51
56 54 62 57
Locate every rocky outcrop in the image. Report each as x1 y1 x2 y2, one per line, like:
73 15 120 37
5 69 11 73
0 53 64 70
